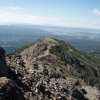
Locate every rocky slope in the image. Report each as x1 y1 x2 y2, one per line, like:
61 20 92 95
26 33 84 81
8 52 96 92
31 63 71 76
0 37 100 100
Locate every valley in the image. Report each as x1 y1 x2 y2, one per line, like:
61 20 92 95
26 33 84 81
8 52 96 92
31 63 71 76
1 25 100 65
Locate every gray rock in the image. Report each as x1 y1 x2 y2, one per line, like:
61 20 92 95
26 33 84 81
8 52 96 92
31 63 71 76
0 77 25 100
72 88 88 100
0 47 8 77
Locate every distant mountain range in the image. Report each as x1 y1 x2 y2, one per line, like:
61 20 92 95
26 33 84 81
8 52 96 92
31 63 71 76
0 25 100 54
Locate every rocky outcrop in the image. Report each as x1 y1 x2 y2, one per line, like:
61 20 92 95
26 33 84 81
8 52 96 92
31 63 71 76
0 47 8 77
0 38 99 100
0 77 25 100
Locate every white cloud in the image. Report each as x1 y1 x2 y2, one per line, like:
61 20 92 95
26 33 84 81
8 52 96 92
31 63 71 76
5 7 24 10
92 9 100 16
0 12 59 25
0 7 100 29
0 6 24 11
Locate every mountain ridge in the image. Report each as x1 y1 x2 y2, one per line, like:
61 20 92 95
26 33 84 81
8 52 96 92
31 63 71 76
0 37 100 100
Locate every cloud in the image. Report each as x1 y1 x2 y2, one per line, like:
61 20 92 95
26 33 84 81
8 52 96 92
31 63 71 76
0 6 24 11
0 11 59 25
0 13 100 29
5 7 24 10
92 9 100 16
0 8 100 29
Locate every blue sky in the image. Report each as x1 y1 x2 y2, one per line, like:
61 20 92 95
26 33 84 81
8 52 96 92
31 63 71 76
0 0 100 29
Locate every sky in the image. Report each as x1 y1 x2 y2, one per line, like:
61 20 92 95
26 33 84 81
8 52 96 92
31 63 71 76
0 0 100 29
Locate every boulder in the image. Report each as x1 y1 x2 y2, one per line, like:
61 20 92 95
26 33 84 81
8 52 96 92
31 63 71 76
0 47 8 77
72 88 87 100
0 77 25 100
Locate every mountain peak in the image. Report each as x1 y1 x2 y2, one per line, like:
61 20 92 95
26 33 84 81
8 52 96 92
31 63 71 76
39 37 58 43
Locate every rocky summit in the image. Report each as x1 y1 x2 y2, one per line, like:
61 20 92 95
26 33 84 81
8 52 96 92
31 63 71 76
0 37 100 100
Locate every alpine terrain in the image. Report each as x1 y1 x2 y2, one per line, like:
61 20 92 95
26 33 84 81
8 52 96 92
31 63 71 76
0 37 100 100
